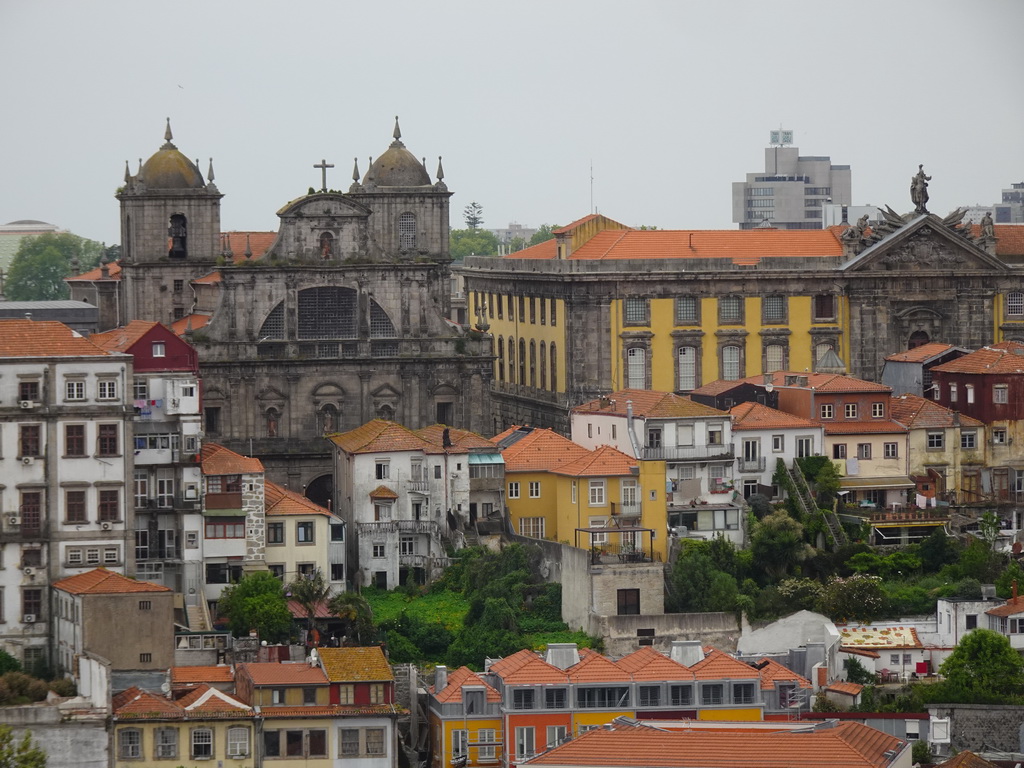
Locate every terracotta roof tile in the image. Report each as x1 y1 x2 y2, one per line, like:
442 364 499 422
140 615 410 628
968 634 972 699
0 319 116 358
993 224 1024 258
932 341 1024 375
567 651 632 683
615 647 694 681
494 427 591 473
841 647 881 659
936 750 1002 768
415 424 497 451
985 596 1024 617
318 646 394 683
170 313 212 336
689 648 761 681
884 343 959 363
192 271 222 285
889 394 984 430
260 703 404 718
178 685 252 715
89 320 163 352
223 231 277 261
113 687 184 720
433 666 503 703
329 419 435 454
512 239 558 260
730 402 817 430
524 720 905 768
488 649 569 685
265 480 335 517
53 567 171 595
200 442 264 475
369 484 399 500
238 662 329 686
823 420 908 435
742 371 891 394
755 658 812 691
66 260 122 281
170 665 234 685
574 389 726 419
826 681 865 696
552 445 637 477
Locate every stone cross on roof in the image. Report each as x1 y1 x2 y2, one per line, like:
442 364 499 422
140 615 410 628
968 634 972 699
313 158 334 193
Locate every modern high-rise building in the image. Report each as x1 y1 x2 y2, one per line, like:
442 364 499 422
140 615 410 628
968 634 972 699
996 181 1024 224
732 132 852 230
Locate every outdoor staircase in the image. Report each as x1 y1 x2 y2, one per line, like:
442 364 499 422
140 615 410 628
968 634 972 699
787 462 847 550
186 604 209 631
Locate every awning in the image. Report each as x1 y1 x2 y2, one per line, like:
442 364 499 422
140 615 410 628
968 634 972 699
468 453 504 465
840 476 915 491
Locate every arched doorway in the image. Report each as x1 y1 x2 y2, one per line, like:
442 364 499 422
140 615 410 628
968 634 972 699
305 474 334 511
908 330 930 349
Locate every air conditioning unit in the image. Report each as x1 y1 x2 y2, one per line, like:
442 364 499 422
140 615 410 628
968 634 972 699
8 515 20 526
23 614 36 624
22 567 34 576
19 400 35 410
21 456 34 466
101 521 112 531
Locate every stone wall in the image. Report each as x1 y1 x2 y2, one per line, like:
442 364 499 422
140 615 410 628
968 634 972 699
2 705 109 768
929 703 1024 754
597 611 740 657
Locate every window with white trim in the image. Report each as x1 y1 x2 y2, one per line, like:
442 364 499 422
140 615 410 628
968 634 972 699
820 404 834 419
884 442 899 459
65 380 85 401
227 727 250 758
678 345 697 390
98 380 117 400
508 482 520 499
191 728 213 759
119 729 142 759
155 728 178 758
519 517 545 538
994 385 1008 404
626 347 646 389
515 727 535 759
966 384 975 404
675 296 698 324
872 402 885 418
1008 292 1024 316
452 729 468 758
529 481 541 498
721 345 741 381
589 480 606 505
845 403 858 419
961 431 977 449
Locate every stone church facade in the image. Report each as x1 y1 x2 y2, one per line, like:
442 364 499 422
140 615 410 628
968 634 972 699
74 119 492 501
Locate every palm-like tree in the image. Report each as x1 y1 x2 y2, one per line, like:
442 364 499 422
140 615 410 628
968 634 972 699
328 592 374 645
288 568 331 642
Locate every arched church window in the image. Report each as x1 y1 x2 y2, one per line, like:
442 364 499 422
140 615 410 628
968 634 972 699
540 342 547 390
398 212 417 251
298 287 357 339
259 302 285 340
369 301 397 337
497 338 505 382
508 337 516 384
169 214 187 259
518 338 526 385
319 232 334 259
550 343 558 391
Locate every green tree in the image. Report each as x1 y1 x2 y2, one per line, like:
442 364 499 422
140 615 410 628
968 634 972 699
750 511 811 582
979 511 1001 551
816 574 887 622
528 224 559 246
911 741 932 764
0 725 46 768
328 592 375 645
288 569 331 638
463 202 484 229
449 228 500 259
0 651 20 676
843 657 876 685
5 232 104 301
996 560 1024 599
918 528 960 572
670 545 738 613
507 237 526 253
939 628 1024 702
217 571 293 642
813 460 842 509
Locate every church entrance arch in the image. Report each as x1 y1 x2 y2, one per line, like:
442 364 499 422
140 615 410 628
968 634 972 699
305 474 334 510
908 330 930 349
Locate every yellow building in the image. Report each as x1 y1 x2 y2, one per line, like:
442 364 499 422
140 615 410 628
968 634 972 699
112 685 254 767
429 665 505 768
264 479 345 586
462 213 1024 434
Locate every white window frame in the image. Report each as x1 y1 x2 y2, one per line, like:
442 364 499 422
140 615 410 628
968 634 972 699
588 480 606 506
994 385 1009 404
519 517 545 539
528 481 541 499
515 727 535 759
191 728 213 759
65 380 85 401
884 442 899 459
820 404 833 419
452 729 468 758
772 434 784 452
227 726 249 758
508 482 520 499
98 379 117 400
845 403 858 419
478 728 497 761
871 402 885 418
119 729 142 759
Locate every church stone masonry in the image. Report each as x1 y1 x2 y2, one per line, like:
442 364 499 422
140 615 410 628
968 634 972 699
110 118 492 496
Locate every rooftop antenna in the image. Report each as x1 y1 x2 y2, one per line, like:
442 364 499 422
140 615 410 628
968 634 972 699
590 160 594 214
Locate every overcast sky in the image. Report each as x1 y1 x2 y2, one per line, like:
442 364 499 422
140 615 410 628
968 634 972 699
2 0 1022 246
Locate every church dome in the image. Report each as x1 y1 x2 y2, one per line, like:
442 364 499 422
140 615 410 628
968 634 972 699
363 117 431 187
138 120 206 190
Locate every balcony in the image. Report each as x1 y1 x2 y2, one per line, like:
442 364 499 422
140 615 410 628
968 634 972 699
738 457 766 472
405 478 430 493
638 444 734 462
609 502 641 519
358 519 442 537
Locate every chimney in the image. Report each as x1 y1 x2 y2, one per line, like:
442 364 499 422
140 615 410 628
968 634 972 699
435 665 448 692
669 640 704 667
545 643 580 670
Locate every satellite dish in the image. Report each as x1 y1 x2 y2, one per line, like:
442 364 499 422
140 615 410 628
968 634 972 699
765 383 774 393
160 681 171 694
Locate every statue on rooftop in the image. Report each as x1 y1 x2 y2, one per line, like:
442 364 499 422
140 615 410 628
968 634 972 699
911 164 931 214
981 211 995 239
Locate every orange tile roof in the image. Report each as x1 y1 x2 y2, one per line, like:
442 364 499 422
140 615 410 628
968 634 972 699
0 319 115 358
615 647 694 681
200 442 264 475
113 687 185 720
53 567 171 595
936 750 1002 768
884 343 959 363
89 320 162 352
822 420 908 435
260 703 404 718
433 666 503 703
573 389 726 419
525 720 905 768
66 260 122 281
170 665 234 685
730 402 817 430
369 484 399 500
265 480 334 517
178 684 253 715
222 231 277 261
567 650 632 683
985 596 1024 617
826 681 865 696
192 270 223 285
932 341 1024 375
552 445 637 477
689 379 748 397
513 238 558 260
415 424 498 450
889 394 984 430
238 662 329 686
170 313 212 336
318 646 394 683
329 419 437 454
488 649 569 685
993 224 1024 258
742 371 891 393
755 658 812 691
841 647 881 659
689 648 760 681
494 427 591 473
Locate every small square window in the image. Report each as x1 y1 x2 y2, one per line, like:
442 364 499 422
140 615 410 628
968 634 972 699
65 380 85 401
857 443 872 460
820 404 834 419
884 442 898 459
98 380 117 400
994 385 1009 404
140 652 152 663
508 482 520 499
152 342 166 358
871 402 885 418
529 481 541 498
845 403 858 419
719 296 743 323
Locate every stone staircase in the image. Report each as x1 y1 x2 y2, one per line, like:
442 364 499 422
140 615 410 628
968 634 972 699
186 599 211 631
788 461 847 550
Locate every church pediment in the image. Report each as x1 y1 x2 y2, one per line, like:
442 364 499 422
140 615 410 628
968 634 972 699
276 193 372 220
841 215 1008 274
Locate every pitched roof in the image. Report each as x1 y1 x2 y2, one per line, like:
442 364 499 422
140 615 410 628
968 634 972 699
567 649 632 683
433 666 503 703
744 371 891 393
985 595 1024 617
170 665 234 685
53 567 171 595
369 485 399 500
415 423 498 450
523 720 905 768
730 401 817 430
689 648 760 681
487 649 569 685
200 442 264 475
936 750 1002 768
573 389 726 419
493 427 591 473
318 646 394 683
113 687 185 719
222 231 278 261
884 342 959 363
0 319 114 358
237 662 329 686
615 646 694 681
993 224 1024 259
755 658 812 691
932 341 1024 375
552 445 637 477
265 480 334 517
826 681 865 696
89 320 163 352
170 312 212 336
66 260 122 281
513 238 558 260
822 420 908 435
178 684 253 716
328 419 437 454
889 394 984 429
